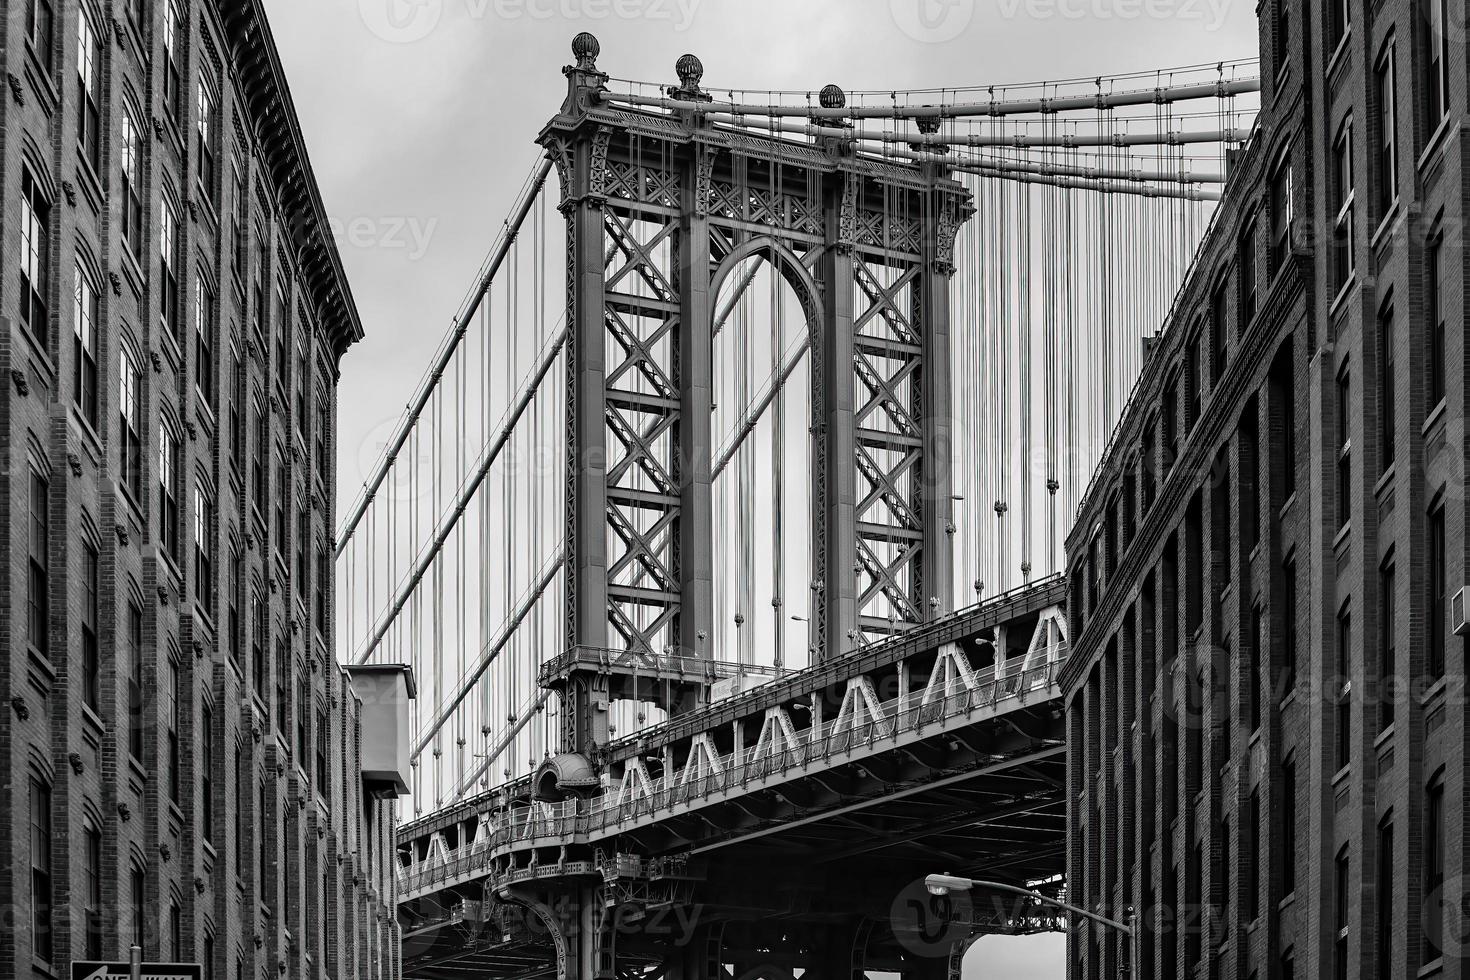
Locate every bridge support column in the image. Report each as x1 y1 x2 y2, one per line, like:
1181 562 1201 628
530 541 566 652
816 174 859 661
677 142 715 674
917 176 968 620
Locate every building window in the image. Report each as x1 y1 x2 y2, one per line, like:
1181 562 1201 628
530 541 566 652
1237 222 1256 328
228 547 243 667
83 820 103 959
197 79 219 202
161 195 182 339
1421 0 1449 130
201 700 215 842
1282 757 1296 894
27 469 50 658
1428 503 1446 679
1330 0 1350 49
1335 605 1352 772
168 658 182 802
1331 120 1355 294
73 262 99 426
120 346 144 500
77 8 102 171
1247 790 1261 922
252 592 267 696
1378 304 1395 472
1269 155 1293 273
297 675 309 770
1377 818 1393 980
82 540 100 711
275 639 289 736
315 706 329 797
196 275 216 407
253 239 270 344
1374 47 1397 220
251 398 268 517
160 420 182 562
121 107 146 260
194 483 215 607
274 457 288 553
231 157 247 281
130 865 146 947
27 0 55 72
296 507 309 588
234 743 245 868
1336 367 1351 530
163 0 183 124
30 774 53 961
20 169 52 345
1424 777 1445 959
1219 814 1232 938
128 602 145 761
230 347 245 474
1334 847 1350 980
316 399 330 485
169 901 182 961
274 282 289 390
1248 605 1262 732
257 780 268 888
295 343 308 437
1378 563 1396 732
1428 232 1446 409
1273 0 1289 75
315 546 329 634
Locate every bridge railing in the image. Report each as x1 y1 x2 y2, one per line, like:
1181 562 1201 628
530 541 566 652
397 652 1064 898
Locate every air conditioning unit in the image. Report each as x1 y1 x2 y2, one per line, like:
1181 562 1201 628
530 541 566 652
1452 587 1470 636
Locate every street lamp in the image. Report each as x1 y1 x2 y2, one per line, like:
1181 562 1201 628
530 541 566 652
925 874 1138 978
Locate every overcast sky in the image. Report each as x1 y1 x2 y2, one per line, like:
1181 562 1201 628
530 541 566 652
261 0 1259 973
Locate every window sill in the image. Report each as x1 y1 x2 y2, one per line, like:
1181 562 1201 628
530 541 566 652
31 957 57 979
1277 891 1295 913
1418 957 1445 978
1416 115 1454 176
1332 523 1351 553
1420 676 1449 708
22 43 60 115
1374 724 1395 750
1422 399 1447 438
1277 490 1297 520
1369 200 1401 251
1325 30 1351 80
70 406 105 465
81 702 105 735
1373 464 1395 501
1328 277 1356 322
1331 764 1351 787
74 153 107 213
127 754 148 783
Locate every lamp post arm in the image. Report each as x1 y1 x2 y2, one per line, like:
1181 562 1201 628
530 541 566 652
958 878 1134 935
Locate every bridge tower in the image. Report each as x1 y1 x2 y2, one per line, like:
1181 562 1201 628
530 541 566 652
537 34 973 769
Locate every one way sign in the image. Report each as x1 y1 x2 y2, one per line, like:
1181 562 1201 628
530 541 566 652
71 962 202 980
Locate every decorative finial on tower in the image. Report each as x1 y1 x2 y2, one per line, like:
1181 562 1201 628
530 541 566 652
572 32 600 71
677 53 702 90
819 84 846 109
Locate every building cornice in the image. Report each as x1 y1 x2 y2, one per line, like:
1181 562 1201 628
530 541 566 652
218 0 365 364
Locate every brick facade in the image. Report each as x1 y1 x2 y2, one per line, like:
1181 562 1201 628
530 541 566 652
1062 1 1469 978
0 2 400 980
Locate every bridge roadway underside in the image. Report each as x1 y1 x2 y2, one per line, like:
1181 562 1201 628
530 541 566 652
399 589 1068 980
402 744 1064 979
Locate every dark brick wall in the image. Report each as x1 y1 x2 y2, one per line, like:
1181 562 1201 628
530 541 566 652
1062 1 1470 978
0 2 398 979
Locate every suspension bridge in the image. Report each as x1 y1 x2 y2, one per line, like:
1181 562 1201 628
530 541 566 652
338 35 1259 979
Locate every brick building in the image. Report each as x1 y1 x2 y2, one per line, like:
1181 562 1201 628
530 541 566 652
1062 0 1467 978
0 1 407 979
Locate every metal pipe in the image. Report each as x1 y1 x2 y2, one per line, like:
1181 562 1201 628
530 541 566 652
874 144 1226 183
352 325 568 663
336 156 554 556
924 874 1134 936
947 166 1222 202
601 75 1260 119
